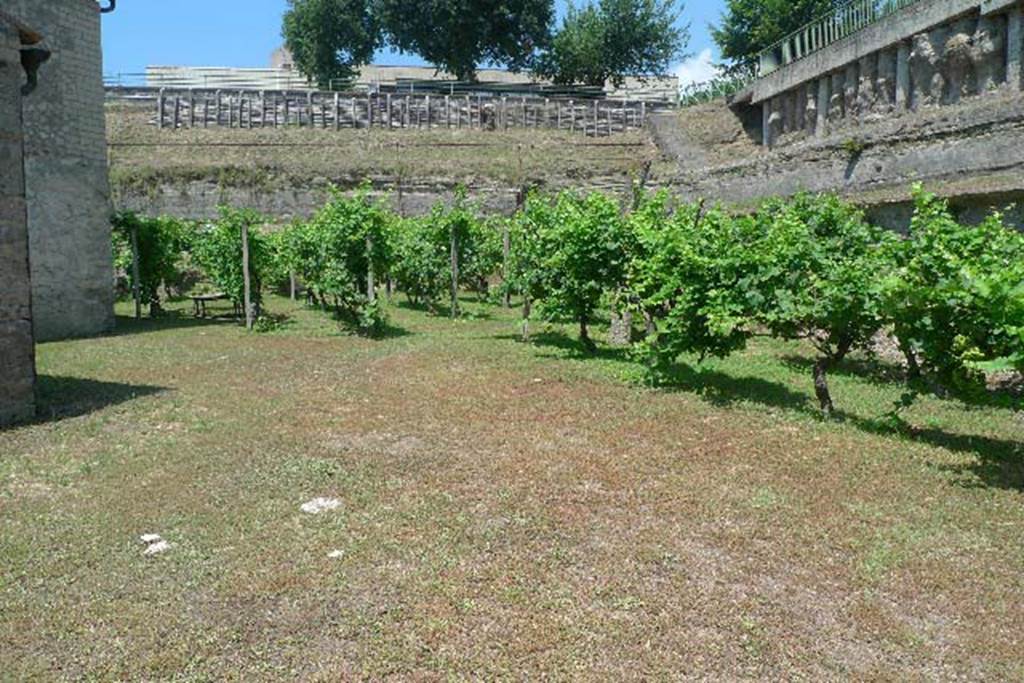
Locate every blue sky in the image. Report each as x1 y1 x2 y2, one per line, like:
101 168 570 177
101 1 726 85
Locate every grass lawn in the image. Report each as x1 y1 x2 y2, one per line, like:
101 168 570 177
2 295 1022 679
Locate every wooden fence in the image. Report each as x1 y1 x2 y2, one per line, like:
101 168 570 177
147 89 650 136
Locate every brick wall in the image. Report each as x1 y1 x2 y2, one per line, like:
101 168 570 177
5 0 114 341
0 18 36 425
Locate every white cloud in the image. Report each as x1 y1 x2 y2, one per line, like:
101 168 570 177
674 48 720 88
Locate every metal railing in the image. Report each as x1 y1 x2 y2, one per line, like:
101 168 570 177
758 0 925 76
678 63 757 107
105 70 679 104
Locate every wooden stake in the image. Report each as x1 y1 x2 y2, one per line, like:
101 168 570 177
366 234 376 303
242 222 253 330
130 222 141 319
502 213 511 308
450 226 459 318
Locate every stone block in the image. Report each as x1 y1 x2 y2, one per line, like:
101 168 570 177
0 319 35 426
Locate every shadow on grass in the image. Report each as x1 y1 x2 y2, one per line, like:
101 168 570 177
396 298 494 321
782 354 1022 412
780 353 906 388
499 329 632 362
852 415 1024 491
513 329 1024 489
34 375 167 423
107 312 240 337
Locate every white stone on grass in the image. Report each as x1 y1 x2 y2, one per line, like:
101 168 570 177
143 540 172 556
140 533 171 556
301 497 342 515
327 550 345 559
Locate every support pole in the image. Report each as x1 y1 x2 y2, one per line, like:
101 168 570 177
130 223 141 319
242 222 253 330
366 234 376 303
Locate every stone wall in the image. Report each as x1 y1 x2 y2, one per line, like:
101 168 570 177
669 90 1024 231
5 0 114 341
0 17 36 426
749 0 1023 147
114 176 526 223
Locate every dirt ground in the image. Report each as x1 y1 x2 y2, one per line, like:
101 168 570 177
1 296 1022 679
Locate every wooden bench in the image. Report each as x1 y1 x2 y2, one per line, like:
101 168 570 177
190 292 238 318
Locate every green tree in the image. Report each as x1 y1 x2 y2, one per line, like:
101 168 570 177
712 0 837 73
375 0 554 82
282 0 381 89
747 193 899 416
534 0 689 87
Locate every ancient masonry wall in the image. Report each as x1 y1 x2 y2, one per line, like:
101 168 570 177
754 0 1024 147
5 0 114 341
0 18 36 425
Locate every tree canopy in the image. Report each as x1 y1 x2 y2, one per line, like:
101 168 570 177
376 0 554 82
534 0 689 87
283 0 553 85
282 0 381 89
711 0 837 73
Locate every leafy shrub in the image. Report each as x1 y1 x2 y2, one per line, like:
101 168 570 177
284 186 393 333
193 207 270 315
628 194 756 376
459 215 505 300
520 191 630 351
884 187 1024 394
111 211 190 314
747 193 899 414
391 214 450 310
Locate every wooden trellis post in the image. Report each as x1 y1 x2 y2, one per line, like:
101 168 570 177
130 222 141 319
242 222 253 330
366 234 376 303
334 92 340 130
